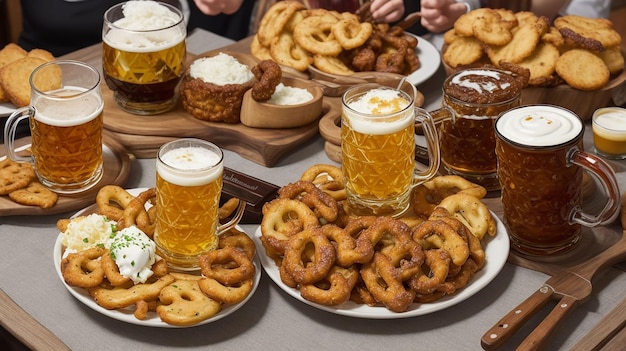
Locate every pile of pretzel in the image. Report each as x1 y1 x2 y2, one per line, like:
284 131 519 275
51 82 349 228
251 1 420 75
58 186 256 326
259 165 496 313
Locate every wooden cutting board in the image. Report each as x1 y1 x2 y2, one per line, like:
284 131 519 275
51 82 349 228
101 39 324 167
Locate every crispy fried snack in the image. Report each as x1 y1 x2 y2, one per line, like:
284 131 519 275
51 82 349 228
157 279 222 326
556 48 610 90
8 181 58 208
260 165 496 312
252 3 420 75
251 60 282 102
443 9 624 90
0 158 36 195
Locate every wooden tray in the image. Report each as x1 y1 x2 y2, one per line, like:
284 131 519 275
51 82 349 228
0 130 131 216
102 49 325 167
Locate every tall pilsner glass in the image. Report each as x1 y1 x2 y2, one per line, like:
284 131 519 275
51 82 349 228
102 1 186 115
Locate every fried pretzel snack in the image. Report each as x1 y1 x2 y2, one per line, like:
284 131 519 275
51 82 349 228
116 188 157 237
278 180 339 222
331 18 373 50
198 277 254 304
361 252 416 312
251 60 282 102
96 185 136 221
199 246 255 285
260 198 321 254
257 0 305 46
300 164 346 201
299 265 359 306
8 181 58 208
60 247 106 288
437 193 497 240
282 227 336 285
0 157 36 195
270 32 313 72
89 274 176 310
412 219 469 267
157 279 222 326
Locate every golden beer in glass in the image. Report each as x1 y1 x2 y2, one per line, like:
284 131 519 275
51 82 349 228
102 1 186 115
154 139 244 270
341 83 440 217
4 60 104 194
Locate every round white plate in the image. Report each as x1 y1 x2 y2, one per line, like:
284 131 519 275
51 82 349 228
53 188 260 328
0 102 15 117
408 36 441 86
253 212 509 319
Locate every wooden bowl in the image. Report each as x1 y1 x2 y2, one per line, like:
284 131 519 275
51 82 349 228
240 76 323 129
441 47 626 120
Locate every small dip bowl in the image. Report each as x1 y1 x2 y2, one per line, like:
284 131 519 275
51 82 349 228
240 76 323 129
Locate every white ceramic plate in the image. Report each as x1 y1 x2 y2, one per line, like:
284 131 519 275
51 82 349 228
253 212 509 319
53 188 260 328
0 102 15 117
409 36 441 86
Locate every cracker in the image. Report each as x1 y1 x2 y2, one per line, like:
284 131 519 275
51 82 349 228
8 181 58 208
472 12 512 46
516 42 560 86
554 15 621 51
0 158 36 195
486 17 548 66
0 43 27 67
0 56 61 107
27 48 55 62
555 48 610 90
596 46 625 75
443 35 484 68
454 8 496 37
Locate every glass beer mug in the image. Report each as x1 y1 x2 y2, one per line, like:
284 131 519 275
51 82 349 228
341 81 441 217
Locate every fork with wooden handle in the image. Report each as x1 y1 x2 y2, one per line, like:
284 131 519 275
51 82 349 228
480 232 626 351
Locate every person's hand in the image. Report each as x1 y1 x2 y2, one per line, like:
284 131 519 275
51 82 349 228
192 0 244 15
369 0 405 23
420 0 468 33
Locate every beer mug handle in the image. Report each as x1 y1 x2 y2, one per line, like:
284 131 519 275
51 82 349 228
3 107 35 164
216 200 247 235
568 148 621 226
413 107 442 184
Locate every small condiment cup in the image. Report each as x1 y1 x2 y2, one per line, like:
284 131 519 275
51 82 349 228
592 107 626 159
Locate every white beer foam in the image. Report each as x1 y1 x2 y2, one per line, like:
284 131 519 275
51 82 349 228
34 87 103 127
450 69 510 93
497 105 582 146
594 108 626 137
103 1 185 52
346 88 412 135
158 147 223 186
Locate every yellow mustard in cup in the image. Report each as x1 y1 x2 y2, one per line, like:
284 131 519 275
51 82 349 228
592 107 626 159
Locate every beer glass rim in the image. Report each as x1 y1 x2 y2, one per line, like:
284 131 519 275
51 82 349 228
342 84 414 118
495 104 584 150
103 1 185 32
157 138 224 172
592 107 626 133
30 60 101 98
443 67 522 107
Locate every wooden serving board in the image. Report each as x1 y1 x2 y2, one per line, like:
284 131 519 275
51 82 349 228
101 39 323 167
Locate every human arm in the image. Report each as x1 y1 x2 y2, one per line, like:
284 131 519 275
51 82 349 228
192 0 244 15
369 0 405 23
420 0 480 33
